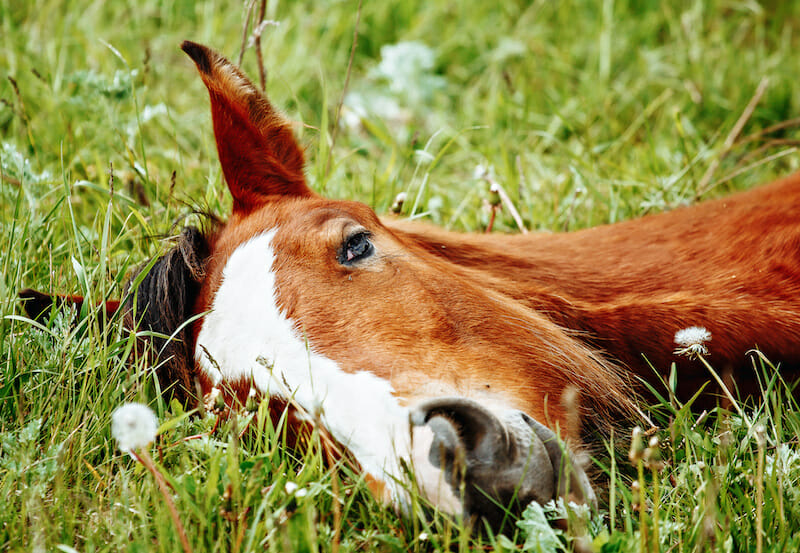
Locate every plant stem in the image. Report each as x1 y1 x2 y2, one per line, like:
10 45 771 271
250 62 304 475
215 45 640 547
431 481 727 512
135 449 193 553
755 427 765 553
699 357 749 427
638 460 647 553
651 465 659 552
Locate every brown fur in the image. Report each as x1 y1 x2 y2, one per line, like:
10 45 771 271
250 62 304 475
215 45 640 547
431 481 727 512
391 176 800 401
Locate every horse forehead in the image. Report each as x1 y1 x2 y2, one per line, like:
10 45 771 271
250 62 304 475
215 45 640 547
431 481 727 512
256 200 385 249
294 200 382 229
206 199 388 281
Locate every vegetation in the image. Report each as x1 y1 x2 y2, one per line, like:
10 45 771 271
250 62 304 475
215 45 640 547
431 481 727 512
2 0 799 550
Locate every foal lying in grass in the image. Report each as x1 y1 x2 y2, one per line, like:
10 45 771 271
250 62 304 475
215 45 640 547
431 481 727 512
21 40 800 529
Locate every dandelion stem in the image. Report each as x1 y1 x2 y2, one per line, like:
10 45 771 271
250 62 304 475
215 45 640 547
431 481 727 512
755 426 765 553
651 464 660 552
699 357 750 427
637 459 647 553
135 449 193 553
609 429 616 531
325 451 342 553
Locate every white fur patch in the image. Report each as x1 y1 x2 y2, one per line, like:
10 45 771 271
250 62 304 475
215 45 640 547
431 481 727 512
195 231 418 494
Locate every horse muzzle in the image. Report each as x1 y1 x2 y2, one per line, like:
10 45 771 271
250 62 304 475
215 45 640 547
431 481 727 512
408 397 596 530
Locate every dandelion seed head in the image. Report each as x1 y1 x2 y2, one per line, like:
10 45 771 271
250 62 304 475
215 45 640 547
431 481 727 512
674 326 711 347
390 192 407 214
111 403 158 453
473 163 494 180
674 326 711 359
629 425 644 463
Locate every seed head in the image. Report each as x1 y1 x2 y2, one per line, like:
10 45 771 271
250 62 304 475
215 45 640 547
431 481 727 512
674 326 711 359
391 192 407 214
111 403 158 453
245 387 259 413
629 426 644 463
488 182 502 206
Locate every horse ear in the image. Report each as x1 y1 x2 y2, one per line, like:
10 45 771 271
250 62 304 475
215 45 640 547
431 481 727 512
18 288 120 324
181 41 313 214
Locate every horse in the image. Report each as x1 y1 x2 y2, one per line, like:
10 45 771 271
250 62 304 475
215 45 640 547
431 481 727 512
20 41 800 529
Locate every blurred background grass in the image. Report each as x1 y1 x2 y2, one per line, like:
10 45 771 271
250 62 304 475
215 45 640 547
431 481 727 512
2 0 800 551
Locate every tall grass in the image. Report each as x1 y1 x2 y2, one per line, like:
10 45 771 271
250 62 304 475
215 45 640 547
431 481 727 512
1 0 799 551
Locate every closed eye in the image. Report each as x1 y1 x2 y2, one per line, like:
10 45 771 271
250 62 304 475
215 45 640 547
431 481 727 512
339 231 374 265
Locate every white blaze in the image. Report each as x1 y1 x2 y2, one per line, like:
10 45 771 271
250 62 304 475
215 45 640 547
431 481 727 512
195 231 416 492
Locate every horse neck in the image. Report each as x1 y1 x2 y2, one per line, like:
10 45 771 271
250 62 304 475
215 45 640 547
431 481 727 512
389 174 800 380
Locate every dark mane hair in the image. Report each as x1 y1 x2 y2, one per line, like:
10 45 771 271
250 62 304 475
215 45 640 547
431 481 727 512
124 226 211 403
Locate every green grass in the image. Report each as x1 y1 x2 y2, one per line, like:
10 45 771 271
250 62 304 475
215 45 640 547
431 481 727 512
2 0 800 551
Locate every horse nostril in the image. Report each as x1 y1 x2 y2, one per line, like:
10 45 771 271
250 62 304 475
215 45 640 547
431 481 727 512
522 413 598 508
425 415 463 472
411 396 512 461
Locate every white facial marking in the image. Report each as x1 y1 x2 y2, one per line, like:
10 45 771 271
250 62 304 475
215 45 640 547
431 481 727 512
409 425 464 515
195 231 414 493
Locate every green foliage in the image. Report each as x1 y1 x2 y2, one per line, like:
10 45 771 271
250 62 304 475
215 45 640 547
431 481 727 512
1 0 799 551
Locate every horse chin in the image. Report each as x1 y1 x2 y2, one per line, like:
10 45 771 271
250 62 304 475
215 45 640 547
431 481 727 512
409 396 595 531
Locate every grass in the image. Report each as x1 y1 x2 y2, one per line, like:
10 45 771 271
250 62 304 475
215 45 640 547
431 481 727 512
2 0 800 550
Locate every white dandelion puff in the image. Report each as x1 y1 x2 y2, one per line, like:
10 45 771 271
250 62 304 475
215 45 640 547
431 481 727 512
111 403 158 453
284 481 308 498
473 163 494 180
674 326 711 359
391 192 407 214
674 326 711 346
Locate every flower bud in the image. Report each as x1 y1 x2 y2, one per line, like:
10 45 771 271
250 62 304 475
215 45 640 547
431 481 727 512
629 426 644 463
391 192 407 214
488 183 502 207
204 387 225 415
245 387 259 413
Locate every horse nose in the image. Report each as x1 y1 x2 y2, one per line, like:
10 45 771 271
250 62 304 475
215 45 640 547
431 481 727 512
518 412 597 508
409 397 594 530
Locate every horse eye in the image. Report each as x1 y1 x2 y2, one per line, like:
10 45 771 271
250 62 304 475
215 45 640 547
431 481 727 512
339 232 374 265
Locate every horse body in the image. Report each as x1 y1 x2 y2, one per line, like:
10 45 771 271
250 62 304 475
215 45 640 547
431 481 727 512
21 41 800 527
393 175 800 397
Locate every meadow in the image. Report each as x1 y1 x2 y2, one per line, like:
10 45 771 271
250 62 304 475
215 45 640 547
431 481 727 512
2 0 800 550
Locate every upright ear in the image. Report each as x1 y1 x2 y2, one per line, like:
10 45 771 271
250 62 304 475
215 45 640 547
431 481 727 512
181 41 313 214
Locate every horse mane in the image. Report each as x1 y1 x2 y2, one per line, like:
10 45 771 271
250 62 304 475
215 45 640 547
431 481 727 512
124 225 212 403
